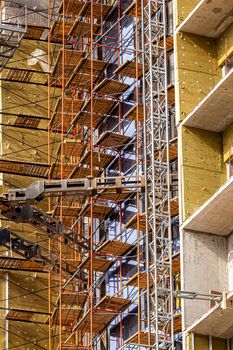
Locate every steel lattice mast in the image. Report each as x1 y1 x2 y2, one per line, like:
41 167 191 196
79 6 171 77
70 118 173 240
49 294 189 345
143 0 174 348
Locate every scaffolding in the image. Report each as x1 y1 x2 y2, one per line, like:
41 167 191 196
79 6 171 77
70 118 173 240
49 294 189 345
0 0 180 349
0 1 27 71
142 0 174 348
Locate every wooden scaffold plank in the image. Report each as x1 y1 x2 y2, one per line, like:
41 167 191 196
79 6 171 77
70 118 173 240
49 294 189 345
0 257 46 272
125 331 156 347
77 1 112 19
56 138 87 160
124 212 148 231
113 60 143 79
59 292 88 308
125 313 181 346
58 0 85 16
49 163 76 179
67 57 108 89
126 272 153 289
51 49 84 85
96 240 134 257
61 346 89 350
59 0 113 21
24 25 47 40
79 256 114 273
123 0 146 18
79 202 114 220
50 18 73 42
52 204 82 219
52 307 83 326
125 197 179 231
69 20 101 38
96 190 132 202
124 104 144 122
0 159 49 178
79 150 114 169
95 131 131 149
51 97 84 131
73 296 131 334
70 166 100 179
94 79 130 95
72 98 116 128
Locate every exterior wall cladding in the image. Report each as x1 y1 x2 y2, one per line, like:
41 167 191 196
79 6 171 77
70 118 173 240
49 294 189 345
175 0 233 349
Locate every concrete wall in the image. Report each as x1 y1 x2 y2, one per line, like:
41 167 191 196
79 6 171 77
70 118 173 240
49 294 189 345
182 230 228 328
227 232 233 291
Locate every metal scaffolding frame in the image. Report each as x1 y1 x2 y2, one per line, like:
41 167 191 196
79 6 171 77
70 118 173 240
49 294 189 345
143 0 174 348
0 0 180 349
0 1 27 71
1 0 231 348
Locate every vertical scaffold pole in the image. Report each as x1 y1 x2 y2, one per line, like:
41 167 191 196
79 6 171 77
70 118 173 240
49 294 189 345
142 0 174 348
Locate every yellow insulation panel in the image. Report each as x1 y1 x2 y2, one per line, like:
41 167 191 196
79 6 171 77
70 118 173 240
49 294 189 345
0 272 6 349
182 165 224 220
2 80 58 117
186 333 230 350
217 22 233 66
194 335 209 350
176 0 200 27
181 127 225 220
212 338 227 349
9 322 49 350
176 33 221 122
223 123 233 162
186 332 192 350
182 128 223 172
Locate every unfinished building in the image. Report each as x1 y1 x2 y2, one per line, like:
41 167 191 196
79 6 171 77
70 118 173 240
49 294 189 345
176 0 233 349
1 0 232 347
7 0 233 349
0 0 180 349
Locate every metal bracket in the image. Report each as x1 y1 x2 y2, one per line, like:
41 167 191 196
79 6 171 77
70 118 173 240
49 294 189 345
7 176 145 204
0 228 85 280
